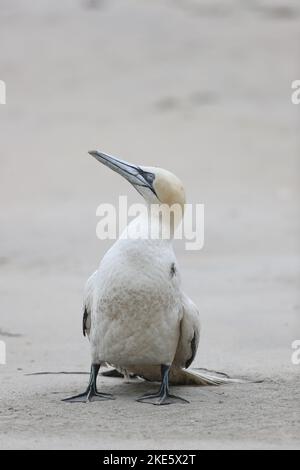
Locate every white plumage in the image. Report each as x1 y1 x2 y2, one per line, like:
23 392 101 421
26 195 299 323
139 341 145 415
64 151 233 406
84 225 197 367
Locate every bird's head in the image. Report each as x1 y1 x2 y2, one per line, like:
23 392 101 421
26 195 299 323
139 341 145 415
89 150 186 211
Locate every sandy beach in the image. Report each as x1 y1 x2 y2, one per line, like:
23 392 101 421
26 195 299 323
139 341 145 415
0 0 299 449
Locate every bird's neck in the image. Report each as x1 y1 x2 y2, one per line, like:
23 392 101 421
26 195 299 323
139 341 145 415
122 203 183 242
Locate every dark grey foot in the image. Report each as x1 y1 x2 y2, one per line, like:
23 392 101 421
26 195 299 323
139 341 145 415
136 365 189 406
62 390 114 403
62 363 115 403
137 392 189 406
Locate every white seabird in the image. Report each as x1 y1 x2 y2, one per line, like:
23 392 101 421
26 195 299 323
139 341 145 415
63 151 230 406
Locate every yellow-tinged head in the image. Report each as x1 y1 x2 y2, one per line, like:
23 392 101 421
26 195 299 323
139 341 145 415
89 151 186 210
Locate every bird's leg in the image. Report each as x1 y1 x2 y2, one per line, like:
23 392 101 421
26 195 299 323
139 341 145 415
122 368 131 384
62 363 115 403
137 365 189 405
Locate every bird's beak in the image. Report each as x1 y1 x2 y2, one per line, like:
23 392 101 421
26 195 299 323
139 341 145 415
88 150 157 197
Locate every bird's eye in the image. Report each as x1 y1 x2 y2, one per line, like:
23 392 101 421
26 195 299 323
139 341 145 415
143 172 155 185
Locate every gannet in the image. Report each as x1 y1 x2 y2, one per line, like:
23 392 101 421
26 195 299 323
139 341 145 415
63 151 228 406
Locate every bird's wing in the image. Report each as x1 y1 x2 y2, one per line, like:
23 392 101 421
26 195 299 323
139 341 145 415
173 292 201 369
116 293 243 385
82 271 97 337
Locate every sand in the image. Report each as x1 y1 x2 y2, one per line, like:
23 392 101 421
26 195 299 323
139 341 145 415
0 0 299 449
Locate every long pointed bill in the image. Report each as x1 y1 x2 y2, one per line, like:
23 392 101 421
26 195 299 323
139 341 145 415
88 150 157 196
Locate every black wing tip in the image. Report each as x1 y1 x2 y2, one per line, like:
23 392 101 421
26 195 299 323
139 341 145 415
82 307 88 337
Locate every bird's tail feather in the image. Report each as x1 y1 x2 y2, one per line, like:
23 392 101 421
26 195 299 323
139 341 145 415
169 367 245 386
26 367 247 386
124 364 246 386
